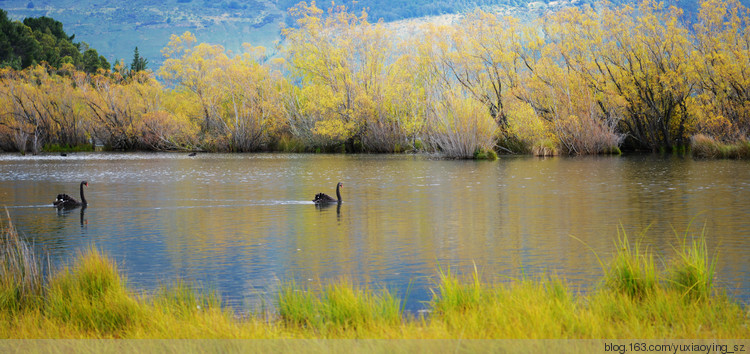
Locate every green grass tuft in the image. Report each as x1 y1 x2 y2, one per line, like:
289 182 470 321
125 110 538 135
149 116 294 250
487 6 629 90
45 246 142 333
604 226 657 300
603 146 622 155
278 279 318 328
321 280 401 329
278 279 401 334
667 226 716 302
473 149 498 160
431 266 485 315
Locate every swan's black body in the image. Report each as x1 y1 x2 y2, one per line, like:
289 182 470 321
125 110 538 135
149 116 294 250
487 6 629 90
313 182 343 204
53 181 88 209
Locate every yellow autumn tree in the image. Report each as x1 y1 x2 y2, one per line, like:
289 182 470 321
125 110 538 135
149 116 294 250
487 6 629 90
219 44 284 151
429 11 531 127
539 5 626 154
379 49 429 151
283 2 413 152
80 70 165 150
416 11 538 155
160 32 282 151
595 1 695 150
0 65 73 153
692 0 750 141
0 67 36 152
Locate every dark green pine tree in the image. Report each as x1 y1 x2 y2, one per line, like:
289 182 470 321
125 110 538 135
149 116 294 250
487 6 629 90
130 46 147 73
82 48 102 73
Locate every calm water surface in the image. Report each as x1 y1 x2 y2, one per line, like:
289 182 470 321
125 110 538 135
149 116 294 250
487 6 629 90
1 153 749 311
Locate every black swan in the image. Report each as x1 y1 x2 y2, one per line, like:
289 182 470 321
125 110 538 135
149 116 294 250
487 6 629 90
53 181 88 209
313 182 343 204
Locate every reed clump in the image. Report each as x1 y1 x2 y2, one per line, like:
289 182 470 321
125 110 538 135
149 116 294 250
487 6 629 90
691 134 750 158
531 139 559 157
668 228 716 301
44 246 143 333
602 225 718 304
270 134 308 153
0 212 45 313
603 227 658 300
424 94 498 159
278 279 401 335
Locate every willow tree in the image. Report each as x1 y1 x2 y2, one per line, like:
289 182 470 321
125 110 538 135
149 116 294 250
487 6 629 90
80 70 164 150
220 44 284 151
424 11 534 128
596 1 695 150
539 5 626 154
692 0 750 141
282 2 411 152
0 65 60 153
407 19 504 157
159 32 223 136
160 32 282 151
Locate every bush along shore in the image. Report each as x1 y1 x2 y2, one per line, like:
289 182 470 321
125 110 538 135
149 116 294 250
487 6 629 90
2 0 750 159
0 215 748 339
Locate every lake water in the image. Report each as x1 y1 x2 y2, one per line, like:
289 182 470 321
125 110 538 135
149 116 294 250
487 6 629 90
1 153 749 312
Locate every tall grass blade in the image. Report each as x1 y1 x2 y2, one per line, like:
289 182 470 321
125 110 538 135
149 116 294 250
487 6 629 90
0 209 46 313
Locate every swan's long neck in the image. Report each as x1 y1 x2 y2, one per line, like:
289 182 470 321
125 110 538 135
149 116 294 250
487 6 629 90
336 183 341 203
80 182 87 206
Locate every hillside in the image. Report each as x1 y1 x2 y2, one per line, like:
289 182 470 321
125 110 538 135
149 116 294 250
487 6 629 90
1 0 285 68
0 0 744 69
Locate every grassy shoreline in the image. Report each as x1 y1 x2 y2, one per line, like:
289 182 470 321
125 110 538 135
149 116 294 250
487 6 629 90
10 137 750 160
690 134 750 159
1 216 748 339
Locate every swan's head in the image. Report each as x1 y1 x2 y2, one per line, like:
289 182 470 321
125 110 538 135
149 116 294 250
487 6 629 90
82 181 88 187
338 182 343 188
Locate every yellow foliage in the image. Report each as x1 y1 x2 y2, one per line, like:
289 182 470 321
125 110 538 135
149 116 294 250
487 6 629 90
313 119 357 141
1 0 749 154
161 31 197 60
426 91 498 158
691 0 750 141
158 32 283 151
505 98 552 148
282 2 399 148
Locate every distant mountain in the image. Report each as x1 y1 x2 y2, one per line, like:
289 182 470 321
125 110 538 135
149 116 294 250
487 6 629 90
1 0 746 69
2 0 285 68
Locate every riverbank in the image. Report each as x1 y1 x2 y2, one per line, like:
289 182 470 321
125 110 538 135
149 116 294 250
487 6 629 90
10 133 750 160
690 134 750 159
3 1 749 160
0 216 747 339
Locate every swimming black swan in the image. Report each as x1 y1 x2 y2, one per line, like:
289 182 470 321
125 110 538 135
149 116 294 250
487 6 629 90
313 182 343 204
53 181 88 209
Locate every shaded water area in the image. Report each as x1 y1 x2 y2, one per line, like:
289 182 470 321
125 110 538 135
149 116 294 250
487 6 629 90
1 153 749 313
